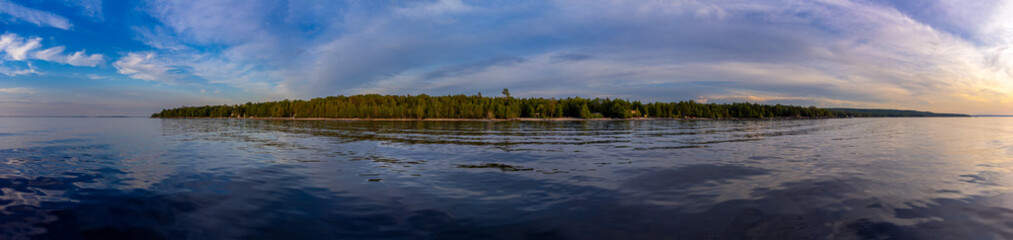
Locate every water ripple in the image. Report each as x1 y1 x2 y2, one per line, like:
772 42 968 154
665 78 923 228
0 117 1012 238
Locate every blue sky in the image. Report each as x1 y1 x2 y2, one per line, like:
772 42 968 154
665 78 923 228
1 0 1012 116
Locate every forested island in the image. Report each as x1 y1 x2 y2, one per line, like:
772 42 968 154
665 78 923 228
150 92 969 120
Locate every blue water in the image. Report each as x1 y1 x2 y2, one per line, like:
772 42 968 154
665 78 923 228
1 117 1013 239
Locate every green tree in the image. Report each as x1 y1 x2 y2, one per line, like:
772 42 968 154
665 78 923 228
579 104 592 119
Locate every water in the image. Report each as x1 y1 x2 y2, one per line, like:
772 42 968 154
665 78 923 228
1 117 1012 239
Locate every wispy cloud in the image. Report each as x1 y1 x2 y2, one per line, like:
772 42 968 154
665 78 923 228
33 46 104 67
0 0 72 29
0 63 36 76
112 50 275 95
0 33 104 67
0 87 33 94
112 52 171 83
60 0 103 21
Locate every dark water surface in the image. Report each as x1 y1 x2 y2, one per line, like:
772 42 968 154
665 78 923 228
2 117 1013 239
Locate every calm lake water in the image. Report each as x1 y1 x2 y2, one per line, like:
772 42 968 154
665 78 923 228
2 117 1013 239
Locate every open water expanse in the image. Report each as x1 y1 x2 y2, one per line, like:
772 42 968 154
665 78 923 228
2 117 1013 239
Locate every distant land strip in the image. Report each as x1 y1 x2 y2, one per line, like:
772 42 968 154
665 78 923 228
151 94 970 120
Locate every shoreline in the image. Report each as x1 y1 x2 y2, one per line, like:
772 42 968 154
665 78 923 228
151 116 844 122
155 117 652 122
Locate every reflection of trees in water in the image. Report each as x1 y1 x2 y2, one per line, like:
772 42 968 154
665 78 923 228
155 119 845 179
160 119 837 149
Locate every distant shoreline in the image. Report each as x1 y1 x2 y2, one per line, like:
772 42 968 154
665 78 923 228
155 117 683 122
149 116 971 122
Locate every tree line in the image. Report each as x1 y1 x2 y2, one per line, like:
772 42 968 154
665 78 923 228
150 93 962 119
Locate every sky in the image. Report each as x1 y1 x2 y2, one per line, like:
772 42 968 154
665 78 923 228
0 0 1012 116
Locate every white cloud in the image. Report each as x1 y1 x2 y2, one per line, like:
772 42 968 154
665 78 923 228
112 51 275 95
0 33 104 67
113 52 171 82
0 0 72 30
0 63 37 76
31 46 63 61
64 50 104 67
33 46 104 67
0 34 41 60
